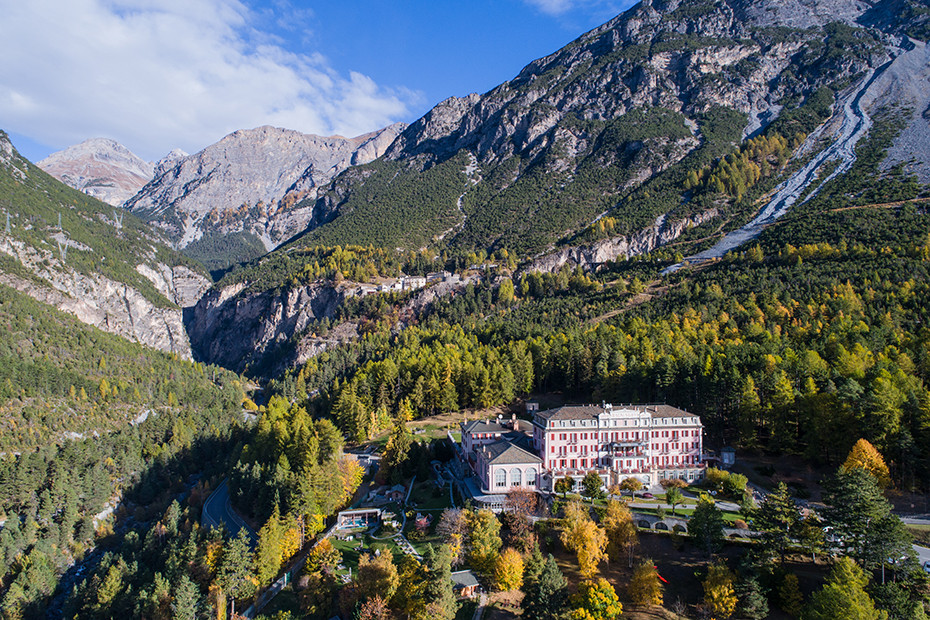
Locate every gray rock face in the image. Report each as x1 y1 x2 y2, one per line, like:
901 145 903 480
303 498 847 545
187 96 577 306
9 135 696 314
135 263 211 308
0 236 193 357
387 0 879 169
37 138 154 206
126 124 406 250
528 210 720 274
187 281 346 374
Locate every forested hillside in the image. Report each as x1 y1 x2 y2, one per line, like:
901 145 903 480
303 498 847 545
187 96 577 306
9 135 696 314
272 116 930 489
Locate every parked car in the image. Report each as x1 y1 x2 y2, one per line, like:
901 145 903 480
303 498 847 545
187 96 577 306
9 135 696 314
923 561 930 574
641 492 654 499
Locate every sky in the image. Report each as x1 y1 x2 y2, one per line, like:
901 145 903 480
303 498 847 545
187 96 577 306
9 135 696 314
0 0 632 164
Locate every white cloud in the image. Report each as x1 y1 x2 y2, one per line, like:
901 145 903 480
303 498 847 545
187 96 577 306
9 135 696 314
0 0 416 160
523 0 627 18
524 0 577 15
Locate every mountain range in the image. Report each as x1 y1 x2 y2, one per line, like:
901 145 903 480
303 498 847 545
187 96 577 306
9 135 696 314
4 0 930 369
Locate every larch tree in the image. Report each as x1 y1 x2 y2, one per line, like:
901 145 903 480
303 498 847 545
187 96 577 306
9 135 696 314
466 509 502 578
560 502 607 578
494 547 524 591
805 557 887 620
628 560 663 606
602 500 637 567
702 560 737 619
843 438 892 488
569 578 622 620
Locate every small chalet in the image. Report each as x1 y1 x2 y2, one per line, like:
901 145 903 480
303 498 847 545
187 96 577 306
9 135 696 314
451 569 480 598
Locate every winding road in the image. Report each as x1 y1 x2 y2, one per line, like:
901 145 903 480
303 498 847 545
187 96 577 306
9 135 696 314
201 479 256 543
663 56 894 275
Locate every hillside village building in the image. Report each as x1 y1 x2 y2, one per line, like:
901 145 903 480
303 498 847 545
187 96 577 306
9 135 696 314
458 404 703 505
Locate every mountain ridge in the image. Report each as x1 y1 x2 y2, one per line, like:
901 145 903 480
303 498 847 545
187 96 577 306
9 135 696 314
124 123 407 262
37 138 156 206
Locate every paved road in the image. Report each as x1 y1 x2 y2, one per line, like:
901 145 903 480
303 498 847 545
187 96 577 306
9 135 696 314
913 544 930 567
202 479 256 542
663 55 893 275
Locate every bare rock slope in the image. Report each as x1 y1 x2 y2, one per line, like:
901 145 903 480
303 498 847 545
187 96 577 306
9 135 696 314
37 138 155 207
125 124 406 251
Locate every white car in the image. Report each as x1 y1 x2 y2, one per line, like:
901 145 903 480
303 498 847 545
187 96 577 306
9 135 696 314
923 560 930 574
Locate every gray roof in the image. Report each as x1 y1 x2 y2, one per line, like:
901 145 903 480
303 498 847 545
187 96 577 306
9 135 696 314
534 405 604 421
461 420 508 434
451 570 480 588
534 403 697 421
644 404 696 419
481 440 542 465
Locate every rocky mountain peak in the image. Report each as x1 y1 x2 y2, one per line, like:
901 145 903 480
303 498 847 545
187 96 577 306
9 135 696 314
125 122 406 253
38 137 154 206
154 148 188 176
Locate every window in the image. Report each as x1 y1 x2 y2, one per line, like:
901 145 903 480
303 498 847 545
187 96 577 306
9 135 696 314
510 468 522 486
495 469 506 488
525 468 537 486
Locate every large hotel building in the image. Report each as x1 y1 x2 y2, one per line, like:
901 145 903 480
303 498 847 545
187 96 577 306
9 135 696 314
458 403 704 501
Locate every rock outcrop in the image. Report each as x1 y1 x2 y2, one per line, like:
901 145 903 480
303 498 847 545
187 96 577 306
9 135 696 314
527 210 720 274
188 281 346 374
37 138 154 206
126 124 406 251
0 236 193 357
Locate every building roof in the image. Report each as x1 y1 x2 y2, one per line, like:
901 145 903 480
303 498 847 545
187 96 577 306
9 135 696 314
535 403 698 422
451 570 480 588
461 420 509 434
480 440 542 465
534 405 604 421
643 404 696 419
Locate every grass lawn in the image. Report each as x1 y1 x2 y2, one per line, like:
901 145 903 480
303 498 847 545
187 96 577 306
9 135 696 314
407 479 454 511
329 533 405 576
906 523 930 546
631 506 745 523
259 584 301 616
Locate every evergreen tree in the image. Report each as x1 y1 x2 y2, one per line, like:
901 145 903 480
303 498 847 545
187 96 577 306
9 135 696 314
217 528 256 603
822 467 910 572
522 554 568 620
689 494 725 557
171 574 200 620
735 575 769 620
422 544 456 620
754 482 800 562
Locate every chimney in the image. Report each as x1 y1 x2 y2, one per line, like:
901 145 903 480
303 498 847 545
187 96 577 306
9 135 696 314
511 413 517 429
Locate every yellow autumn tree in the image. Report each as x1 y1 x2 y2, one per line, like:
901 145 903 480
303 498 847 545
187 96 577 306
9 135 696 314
703 560 737 619
603 500 637 566
842 438 892 488
569 578 622 620
494 547 524 591
560 501 607 578
628 560 663 606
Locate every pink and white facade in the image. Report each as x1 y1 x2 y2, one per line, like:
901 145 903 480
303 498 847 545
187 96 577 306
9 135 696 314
531 404 704 491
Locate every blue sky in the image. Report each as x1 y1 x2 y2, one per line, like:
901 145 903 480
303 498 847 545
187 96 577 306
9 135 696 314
0 0 630 163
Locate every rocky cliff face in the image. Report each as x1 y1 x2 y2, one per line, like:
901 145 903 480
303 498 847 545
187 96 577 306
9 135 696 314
528 209 720 274
187 281 346 374
125 124 406 252
1 130 211 358
37 138 154 206
0 236 195 357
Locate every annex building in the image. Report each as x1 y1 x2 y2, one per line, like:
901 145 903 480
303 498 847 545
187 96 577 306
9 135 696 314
458 403 704 502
